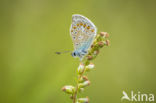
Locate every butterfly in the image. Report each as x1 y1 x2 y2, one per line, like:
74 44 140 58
70 14 97 61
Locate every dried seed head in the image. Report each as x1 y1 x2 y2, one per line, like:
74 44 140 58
87 63 95 69
78 80 90 88
62 85 75 94
91 44 94 48
62 87 66 91
77 63 85 74
94 50 99 55
79 76 88 83
99 32 105 36
100 32 109 38
87 55 93 60
70 95 73 99
82 76 88 81
78 97 89 103
105 40 110 46
86 63 95 71
98 41 104 47
79 88 85 92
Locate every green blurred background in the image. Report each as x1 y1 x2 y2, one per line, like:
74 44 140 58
0 0 156 103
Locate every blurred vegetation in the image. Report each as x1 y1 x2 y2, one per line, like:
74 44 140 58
0 0 156 103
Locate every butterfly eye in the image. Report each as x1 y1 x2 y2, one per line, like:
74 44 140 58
71 52 77 57
73 52 76 56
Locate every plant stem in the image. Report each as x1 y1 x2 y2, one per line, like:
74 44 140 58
72 83 78 103
73 62 87 103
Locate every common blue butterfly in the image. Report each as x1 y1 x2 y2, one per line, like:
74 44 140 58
70 14 97 60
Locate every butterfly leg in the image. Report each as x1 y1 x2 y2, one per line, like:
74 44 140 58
77 50 87 61
82 49 87 54
80 49 88 58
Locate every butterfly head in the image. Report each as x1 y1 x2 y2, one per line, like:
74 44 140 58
71 51 79 58
71 50 87 61
71 51 83 61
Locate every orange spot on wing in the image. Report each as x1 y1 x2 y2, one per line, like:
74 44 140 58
91 29 94 32
87 26 90 29
83 24 86 28
73 26 76 29
80 22 83 26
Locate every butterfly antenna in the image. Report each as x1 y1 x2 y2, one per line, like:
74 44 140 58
55 51 72 55
55 52 61 55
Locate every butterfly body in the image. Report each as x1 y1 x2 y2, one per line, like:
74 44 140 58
70 14 97 60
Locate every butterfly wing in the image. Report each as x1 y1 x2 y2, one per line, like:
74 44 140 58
70 14 97 52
